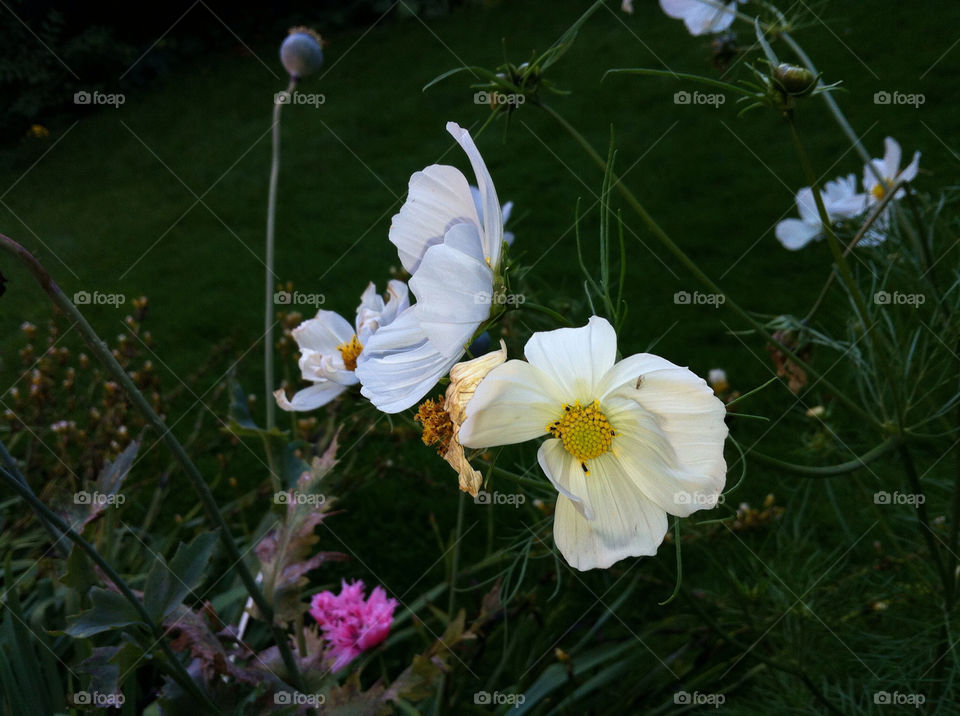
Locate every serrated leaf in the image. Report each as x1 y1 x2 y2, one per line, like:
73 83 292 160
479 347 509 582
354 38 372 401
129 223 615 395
62 544 96 593
143 532 218 623
64 588 146 638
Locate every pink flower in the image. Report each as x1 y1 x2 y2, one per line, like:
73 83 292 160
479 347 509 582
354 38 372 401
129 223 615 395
309 580 398 671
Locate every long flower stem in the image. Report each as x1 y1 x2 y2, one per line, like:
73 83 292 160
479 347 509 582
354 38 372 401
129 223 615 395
0 439 66 554
748 437 900 477
536 101 881 430
265 78 297 433
0 465 217 713
0 232 310 697
900 445 951 601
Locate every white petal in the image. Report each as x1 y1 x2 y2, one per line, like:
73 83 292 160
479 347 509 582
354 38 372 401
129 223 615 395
538 439 593 519
459 360 564 447
795 187 820 224
389 165 480 274
863 158 886 199
899 150 921 183
883 136 902 180
446 122 503 268
659 0 736 35
553 456 668 571
775 218 821 250
355 307 459 413
523 316 617 404
274 382 347 412
293 311 355 354
409 224 493 357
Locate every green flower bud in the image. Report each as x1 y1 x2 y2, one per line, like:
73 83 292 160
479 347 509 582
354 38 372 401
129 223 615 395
774 63 817 97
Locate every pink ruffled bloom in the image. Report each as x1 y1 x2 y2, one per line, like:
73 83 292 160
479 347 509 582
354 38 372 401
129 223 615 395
309 580 398 671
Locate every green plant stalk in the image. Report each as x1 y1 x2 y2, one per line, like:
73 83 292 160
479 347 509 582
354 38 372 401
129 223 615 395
436 490 467 716
0 439 66 555
536 102 881 430
788 120 905 426
900 445 951 602
748 436 900 477
265 77 297 433
780 31 879 179
512 301 573 327
0 232 310 696
0 465 217 713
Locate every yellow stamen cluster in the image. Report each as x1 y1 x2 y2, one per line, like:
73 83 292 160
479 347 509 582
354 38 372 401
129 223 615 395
871 179 892 201
415 397 454 455
546 400 616 475
336 334 364 371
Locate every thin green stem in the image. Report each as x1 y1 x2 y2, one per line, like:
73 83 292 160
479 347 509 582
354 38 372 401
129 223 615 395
0 465 217 713
748 437 900 477
265 77 297 434
511 301 574 327
0 439 66 555
536 102 882 430
900 444 952 602
0 232 309 696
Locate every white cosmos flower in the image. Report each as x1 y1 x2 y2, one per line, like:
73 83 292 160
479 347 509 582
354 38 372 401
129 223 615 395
459 316 728 571
775 174 868 251
864 136 920 205
274 280 409 411
659 0 745 36
356 122 505 413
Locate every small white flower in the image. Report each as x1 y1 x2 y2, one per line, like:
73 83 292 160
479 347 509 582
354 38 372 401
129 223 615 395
775 174 867 251
659 0 745 36
357 122 505 413
864 136 920 205
274 281 409 411
459 317 728 571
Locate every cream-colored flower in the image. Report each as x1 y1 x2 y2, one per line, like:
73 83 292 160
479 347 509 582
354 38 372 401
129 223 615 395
416 341 507 496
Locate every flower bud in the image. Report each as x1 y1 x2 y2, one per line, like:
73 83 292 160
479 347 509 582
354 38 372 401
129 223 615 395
280 27 324 79
775 63 817 97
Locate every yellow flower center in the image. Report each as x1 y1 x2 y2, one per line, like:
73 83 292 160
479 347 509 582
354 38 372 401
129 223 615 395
336 334 363 371
415 397 454 455
871 178 892 201
546 400 616 475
